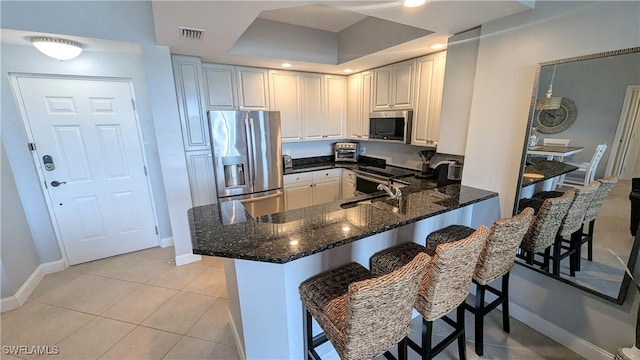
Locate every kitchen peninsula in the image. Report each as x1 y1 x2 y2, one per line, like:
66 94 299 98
189 177 499 358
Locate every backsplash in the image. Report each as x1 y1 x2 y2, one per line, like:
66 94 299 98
282 140 443 171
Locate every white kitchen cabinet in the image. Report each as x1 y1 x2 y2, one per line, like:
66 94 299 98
236 67 270 110
312 169 341 205
373 59 415 111
347 71 372 139
323 75 346 139
283 169 341 210
270 70 304 142
284 182 314 211
202 63 237 110
412 52 447 147
185 150 217 206
300 74 325 141
172 55 210 151
342 169 356 199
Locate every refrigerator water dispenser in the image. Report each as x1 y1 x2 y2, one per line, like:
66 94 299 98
224 164 246 187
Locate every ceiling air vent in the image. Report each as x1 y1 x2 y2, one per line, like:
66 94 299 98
179 27 205 40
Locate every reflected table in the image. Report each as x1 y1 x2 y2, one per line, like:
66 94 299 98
527 145 583 161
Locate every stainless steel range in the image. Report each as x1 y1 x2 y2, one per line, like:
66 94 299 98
354 165 414 195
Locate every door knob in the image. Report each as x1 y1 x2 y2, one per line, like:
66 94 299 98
51 181 67 187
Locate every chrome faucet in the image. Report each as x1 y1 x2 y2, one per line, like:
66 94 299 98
377 182 402 199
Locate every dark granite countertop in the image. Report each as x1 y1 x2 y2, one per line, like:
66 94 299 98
521 159 579 187
189 177 497 264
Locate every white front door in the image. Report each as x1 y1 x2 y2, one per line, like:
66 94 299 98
13 76 158 265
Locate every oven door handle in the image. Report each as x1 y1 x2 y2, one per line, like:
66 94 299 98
354 170 388 183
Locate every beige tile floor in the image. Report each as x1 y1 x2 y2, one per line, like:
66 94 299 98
1 247 583 360
1 247 238 360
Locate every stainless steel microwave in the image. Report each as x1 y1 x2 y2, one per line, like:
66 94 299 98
368 110 413 144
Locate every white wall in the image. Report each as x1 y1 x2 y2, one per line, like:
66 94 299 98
464 1 640 352
0 141 40 298
438 28 480 156
1 1 156 45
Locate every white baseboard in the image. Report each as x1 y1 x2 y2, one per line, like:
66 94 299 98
509 302 613 360
160 236 174 248
228 310 246 360
175 253 201 266
1 259 66 313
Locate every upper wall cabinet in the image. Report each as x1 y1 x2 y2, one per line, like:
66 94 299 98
373 59 415 111
347 71 372 139
322 75 346 140
202 64 237 110
412 52 447 147
203 64 270 111
269 70 304 142
236 67 270 110
269 70 345 142
172 55 210 151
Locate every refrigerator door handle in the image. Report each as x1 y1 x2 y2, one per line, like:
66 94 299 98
245 118 256 191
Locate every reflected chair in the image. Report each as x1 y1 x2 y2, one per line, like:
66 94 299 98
543 138 571 146
579 175 619 266
561 144 607 187
369 226 489 360
543 138 571 161
519 190 575 271
420 208 535 356
299 252 430 360
550 181 600 276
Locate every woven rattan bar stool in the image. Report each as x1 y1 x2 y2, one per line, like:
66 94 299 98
369 226 489 360
579 175 618 266
299 252 430 360
422 208 535 356
519 189 575 271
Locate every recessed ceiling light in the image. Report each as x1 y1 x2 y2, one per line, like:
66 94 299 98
281 63 292 68
430 43 445 49
403 0 426 8
343 69 353 74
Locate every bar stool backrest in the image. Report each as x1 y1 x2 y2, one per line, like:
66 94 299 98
521 189 575 253
475 208 535 285
584 175 619 223
558 181 600 237
417 226 489 321
340 252 430 359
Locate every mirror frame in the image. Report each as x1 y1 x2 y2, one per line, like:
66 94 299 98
514 47 640 305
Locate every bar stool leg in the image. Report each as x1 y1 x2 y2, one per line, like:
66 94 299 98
552 236 562 276
422 319 433 360
457 306 467 360
474 285 486 356
587 220 595 261
397 338 408 360
502 272 511 334
302 305 321 360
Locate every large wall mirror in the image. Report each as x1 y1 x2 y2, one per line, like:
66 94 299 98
514 47 640 304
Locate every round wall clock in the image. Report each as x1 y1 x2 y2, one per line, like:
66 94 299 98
534 98 577 134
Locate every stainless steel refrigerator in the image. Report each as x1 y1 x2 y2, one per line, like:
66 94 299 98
208 110 284 216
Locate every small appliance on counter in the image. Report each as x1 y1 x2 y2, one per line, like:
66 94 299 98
283 154 293 170
432 160 463 187
415 149 436 178
334 142 358 162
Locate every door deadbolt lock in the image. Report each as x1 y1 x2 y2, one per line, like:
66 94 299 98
43 155 55 171
51 181 66 187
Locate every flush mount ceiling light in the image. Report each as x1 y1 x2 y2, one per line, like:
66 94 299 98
403 0 426 8
31 37 83 61
535 64 563 110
